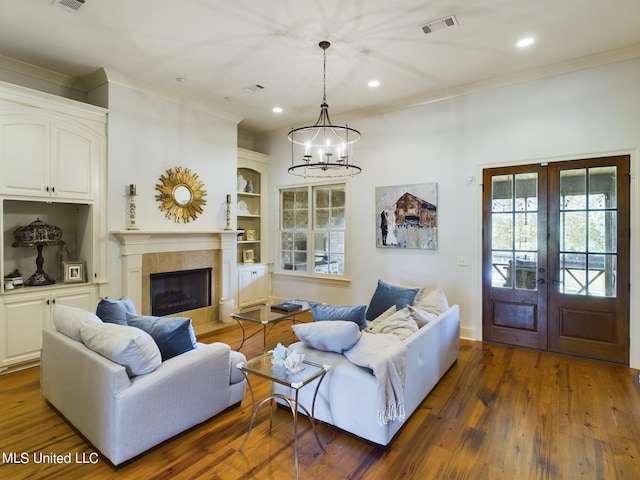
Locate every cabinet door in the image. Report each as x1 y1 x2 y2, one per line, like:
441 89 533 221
253 265 269 304
237 267 255 308
0 115 99 200
55 286 96 311
0 117 50 197
51 121 98 200
0 293 49 368
0 286 96 371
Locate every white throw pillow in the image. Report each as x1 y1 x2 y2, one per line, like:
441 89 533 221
411 288 449 327
368 305 397 328
80 322 161 376
407 305 437 328
292 320 361 353
52 304 102 342
368 307 419 341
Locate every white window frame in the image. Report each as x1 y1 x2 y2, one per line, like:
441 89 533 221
276 179 351 280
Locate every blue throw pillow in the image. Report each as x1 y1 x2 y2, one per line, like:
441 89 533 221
365 280 420 321
310 304 368 330
96 297 136 325
127 313 196 361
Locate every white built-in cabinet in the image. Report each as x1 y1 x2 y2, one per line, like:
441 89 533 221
237 263 269 309
236 148 270 308
0 285 97 373
0 113 99 200
0 81 107 374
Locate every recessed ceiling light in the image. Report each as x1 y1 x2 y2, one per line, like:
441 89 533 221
175 77 186 83
517 37 535 48
368 80 380 88
273 107 283 113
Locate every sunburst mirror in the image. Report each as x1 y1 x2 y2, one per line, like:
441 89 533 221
155 167 207 223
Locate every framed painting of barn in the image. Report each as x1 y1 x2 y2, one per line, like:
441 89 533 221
375 182 438 250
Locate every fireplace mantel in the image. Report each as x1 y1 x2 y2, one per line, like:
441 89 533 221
113 230 238 317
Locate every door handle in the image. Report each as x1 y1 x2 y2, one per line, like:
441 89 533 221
537 278 546 284
551 280 563 285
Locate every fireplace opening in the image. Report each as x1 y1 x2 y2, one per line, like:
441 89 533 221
150 268 212 317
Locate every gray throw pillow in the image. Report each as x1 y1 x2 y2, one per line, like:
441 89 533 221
365 280 420 320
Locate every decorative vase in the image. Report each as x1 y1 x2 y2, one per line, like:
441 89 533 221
237 174 247 193
246 179 254 193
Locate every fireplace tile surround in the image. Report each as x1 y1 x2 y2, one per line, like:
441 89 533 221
114 231 237 335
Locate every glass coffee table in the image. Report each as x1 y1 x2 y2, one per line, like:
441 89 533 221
237 352 329 480
231 300 310 353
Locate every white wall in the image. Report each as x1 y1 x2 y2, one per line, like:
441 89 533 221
262 58 640 368
105 82 238 297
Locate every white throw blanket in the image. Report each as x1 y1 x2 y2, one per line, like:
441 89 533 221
344 331 407 426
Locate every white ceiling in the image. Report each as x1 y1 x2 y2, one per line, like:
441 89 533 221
1 0 639 137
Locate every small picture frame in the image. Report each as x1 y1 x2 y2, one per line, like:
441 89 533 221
245 229 256 241
243 249 255 264
63 261 86 284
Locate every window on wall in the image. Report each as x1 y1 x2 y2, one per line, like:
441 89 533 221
279 182 347 277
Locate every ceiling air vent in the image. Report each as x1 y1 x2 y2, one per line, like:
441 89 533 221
420 15 458 35
52 0 86 13
243 84 265 94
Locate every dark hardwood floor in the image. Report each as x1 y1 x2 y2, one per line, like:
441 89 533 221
1 315 640 479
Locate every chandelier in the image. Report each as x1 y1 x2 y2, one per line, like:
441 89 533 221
288 41 362 178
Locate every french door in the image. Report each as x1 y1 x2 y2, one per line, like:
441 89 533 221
482 155 630 364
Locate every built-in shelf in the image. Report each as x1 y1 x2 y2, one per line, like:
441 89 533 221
237 148 270 307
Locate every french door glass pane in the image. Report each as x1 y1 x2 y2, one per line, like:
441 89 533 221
589 166 617 208
492 213 513 250
560 211 586 251
515 212 537 250
560 253 586 294
492 251 512 288
588 211 617 253
492 175 512 211
560 169 586 209
515 252 537 290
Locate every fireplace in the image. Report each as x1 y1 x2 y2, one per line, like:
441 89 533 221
114 230 238 335
150 268 212 317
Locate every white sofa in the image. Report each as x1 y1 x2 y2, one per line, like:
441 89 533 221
40 305 246 466
274 301 459 446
